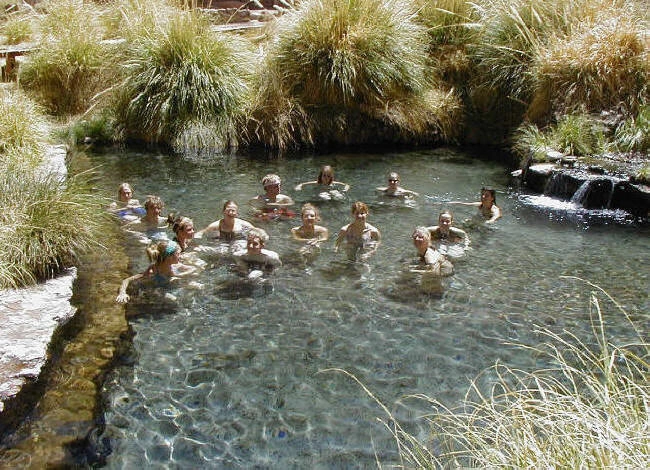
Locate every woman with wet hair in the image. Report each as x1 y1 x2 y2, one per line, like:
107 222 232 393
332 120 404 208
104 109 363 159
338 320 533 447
115 239 196 304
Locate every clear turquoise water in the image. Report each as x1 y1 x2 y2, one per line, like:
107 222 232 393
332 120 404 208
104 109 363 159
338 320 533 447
89 147 649 468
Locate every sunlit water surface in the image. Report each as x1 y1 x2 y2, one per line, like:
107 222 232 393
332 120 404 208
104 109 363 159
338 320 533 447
87 148 649 468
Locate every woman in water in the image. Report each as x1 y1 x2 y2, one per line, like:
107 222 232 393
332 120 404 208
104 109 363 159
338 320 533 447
410 226 453 295
376 172 419 198
294 165 350 200
196 200 255 242
335 201 381 261
108 182 144 222
167 214 196 252
411 227 454 276
115 239 196 303
233 227 282 280
291 203 329 246
450 187 502 223
427 210 470 249
124 195 168 241
250 174 296 220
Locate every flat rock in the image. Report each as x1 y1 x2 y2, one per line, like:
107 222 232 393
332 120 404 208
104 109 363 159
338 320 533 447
0 268 77 413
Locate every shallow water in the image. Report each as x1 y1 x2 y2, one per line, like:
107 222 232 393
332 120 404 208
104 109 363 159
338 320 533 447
87 147 648 468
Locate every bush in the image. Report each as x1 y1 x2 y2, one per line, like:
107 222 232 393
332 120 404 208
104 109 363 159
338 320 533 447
512 113 607 159
113 11 253 154
250 0 461 149
529 5 648 123
0 159 109 288
18 0 115 115
614 105 650 153
1 10 34 45
0 87 108 288
0 88 46 159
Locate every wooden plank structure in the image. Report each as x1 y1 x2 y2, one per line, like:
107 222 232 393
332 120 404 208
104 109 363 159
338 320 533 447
0 43 37 81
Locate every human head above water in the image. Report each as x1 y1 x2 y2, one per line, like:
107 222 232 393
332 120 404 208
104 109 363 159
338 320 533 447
222 200 238 212
351 201 369 215
317 166 334 185
481 187 496 204
247 227 269 245
387 172 400 184
262 174 281 188
301 203 320 220
146 239 180 264
412 226 431 243
144 195 164 212
117 182 133 202
167 214 194 235
438 210 454 224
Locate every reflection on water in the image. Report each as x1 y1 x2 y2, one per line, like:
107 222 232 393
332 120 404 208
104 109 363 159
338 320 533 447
84 148 648 468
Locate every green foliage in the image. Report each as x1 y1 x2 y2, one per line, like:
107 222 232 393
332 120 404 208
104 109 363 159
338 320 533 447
0 87 108 288
530 4 648 123
633 165 650 184
414 0 479 47
550 113 606 156
113 11 253 153
614 105 650 153
0 159 109 288
513 113 606 159
18 0 115 115
511 122 550 162
471 0 554 102
275 0 429 108
251 0 461 150
1 11 34 45
0 88 45 159
64 113 117 147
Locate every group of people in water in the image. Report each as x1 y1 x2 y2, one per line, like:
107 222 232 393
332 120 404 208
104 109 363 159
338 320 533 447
110 166 502 302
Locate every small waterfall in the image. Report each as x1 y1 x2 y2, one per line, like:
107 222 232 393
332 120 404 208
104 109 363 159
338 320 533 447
570 180 591 205
544 172 583 200
570 178 615 209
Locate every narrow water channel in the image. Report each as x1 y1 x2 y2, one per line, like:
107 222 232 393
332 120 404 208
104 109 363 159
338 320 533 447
11 147 650 467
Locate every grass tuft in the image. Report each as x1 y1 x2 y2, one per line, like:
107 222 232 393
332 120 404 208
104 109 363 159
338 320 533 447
0 160 109 288
512 112 607 159
250 0 459 149
1 10 34 45
18 0 114 115
0 88 46 159
113 11 253 153
614 105 650 153
530 5 648 122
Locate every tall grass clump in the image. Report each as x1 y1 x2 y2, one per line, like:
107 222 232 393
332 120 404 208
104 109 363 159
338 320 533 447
471 0 558 105
614 104 650 153
0 88 108 288
367 279 649 468
250 0 462 150
102 0 181 42
513 112 607 159
1 10 34 45
411 0 479 85
0 160 109 289
18 0 115 115
113 11 254 155
529 3 648 123
0 88 45 161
